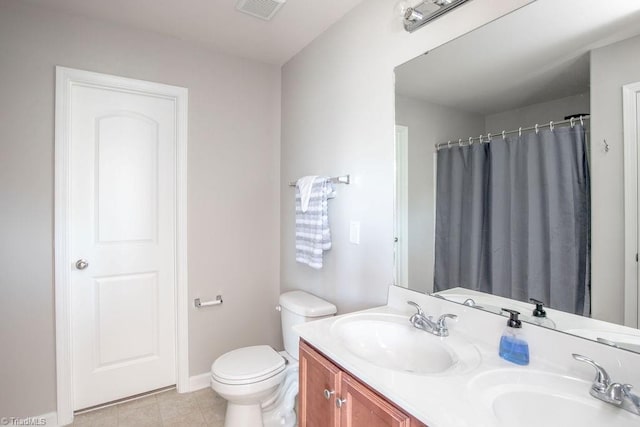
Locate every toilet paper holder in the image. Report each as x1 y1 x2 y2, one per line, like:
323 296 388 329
194 295 223 308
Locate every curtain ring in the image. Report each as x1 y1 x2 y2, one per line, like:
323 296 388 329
458 138 462 147
479 135 483 144
535 124 539 134
487 133 492 142
518 127 522 137
502 130 506 140
468 136 473 146
549 121 554 131
570 117 575 128
580 115 584 126
447 140 452 149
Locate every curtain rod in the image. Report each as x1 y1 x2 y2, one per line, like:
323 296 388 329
435 115 591 150
288 175 350 187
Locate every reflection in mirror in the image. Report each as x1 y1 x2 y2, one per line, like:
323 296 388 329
393 0 640 352
435 287 640 353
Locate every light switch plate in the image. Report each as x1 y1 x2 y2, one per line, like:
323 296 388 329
349 221 360 244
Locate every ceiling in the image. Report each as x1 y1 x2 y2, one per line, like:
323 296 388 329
21 0 364 65
395 0 640 115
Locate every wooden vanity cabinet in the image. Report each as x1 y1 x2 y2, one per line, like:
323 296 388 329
299 340 427 427
299 339 341 427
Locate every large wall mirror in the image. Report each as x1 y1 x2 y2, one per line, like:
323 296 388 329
394 0 640 353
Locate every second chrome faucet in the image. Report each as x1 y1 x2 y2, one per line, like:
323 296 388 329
573 353 640 416
407 301 457 337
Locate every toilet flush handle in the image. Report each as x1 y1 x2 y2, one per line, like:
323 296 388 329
275 305 282 312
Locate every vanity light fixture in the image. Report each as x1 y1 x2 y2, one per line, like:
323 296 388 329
404 7 425 22
402 0 473 32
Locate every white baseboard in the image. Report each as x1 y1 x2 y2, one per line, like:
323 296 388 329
42 412 60 426
187 372 211 392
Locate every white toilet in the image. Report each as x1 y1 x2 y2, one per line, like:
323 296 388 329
211 291 337 427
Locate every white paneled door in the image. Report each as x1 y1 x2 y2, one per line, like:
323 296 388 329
394 125 409 288
68 75 179 410
624 81 640 329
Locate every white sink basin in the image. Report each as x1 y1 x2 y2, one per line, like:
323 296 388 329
330 313 481 375
469 369 639 427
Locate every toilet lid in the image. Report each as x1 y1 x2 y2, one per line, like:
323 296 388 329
212 345 286 385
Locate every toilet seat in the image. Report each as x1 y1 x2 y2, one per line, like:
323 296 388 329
212 345 286 385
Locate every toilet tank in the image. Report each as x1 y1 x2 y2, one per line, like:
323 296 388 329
279 291 337 359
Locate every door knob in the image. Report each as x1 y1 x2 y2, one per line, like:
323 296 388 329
75 259 89 270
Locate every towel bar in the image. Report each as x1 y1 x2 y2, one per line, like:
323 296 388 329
288 174 350 187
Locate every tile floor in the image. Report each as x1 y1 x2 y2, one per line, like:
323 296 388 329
70 388 226 427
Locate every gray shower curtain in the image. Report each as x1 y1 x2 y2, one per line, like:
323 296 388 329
434 125 590 316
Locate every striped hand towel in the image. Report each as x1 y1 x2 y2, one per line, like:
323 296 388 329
295 176 335 269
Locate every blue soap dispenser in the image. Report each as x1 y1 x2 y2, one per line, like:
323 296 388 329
499 308 530 366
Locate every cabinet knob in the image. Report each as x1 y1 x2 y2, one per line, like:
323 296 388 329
336 397 347 408
323 389 335 400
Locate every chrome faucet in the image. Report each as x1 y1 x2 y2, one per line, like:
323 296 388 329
407 301 457 337
462 298 477 307
573 354 640 416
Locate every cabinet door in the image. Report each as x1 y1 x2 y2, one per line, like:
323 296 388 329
299 341 342 427
339 372 413 427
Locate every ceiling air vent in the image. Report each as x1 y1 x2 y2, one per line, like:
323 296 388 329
236 0 286 21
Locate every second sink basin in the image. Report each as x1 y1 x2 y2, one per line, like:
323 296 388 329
468 369 639 427
330 312 481 375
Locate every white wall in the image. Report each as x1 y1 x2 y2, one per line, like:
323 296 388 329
485 92 590 132
591 33 640 324
395 95 485 293
280 0 533 313
0 0 281 418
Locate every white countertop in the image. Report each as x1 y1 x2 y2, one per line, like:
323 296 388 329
295 305 547 426
294 286 640 427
